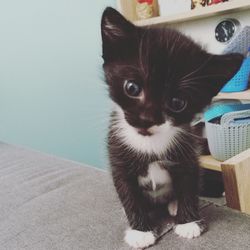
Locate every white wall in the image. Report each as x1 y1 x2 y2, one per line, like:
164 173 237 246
0 0 115 169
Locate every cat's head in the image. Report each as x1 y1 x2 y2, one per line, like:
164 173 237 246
101 7 243 136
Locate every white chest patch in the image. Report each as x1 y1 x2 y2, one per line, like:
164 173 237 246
112 105 179 155
138 162 172 201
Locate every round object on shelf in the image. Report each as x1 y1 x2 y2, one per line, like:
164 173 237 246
215 19 240 43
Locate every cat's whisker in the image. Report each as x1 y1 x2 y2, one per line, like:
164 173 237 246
171 137 189 161
176 138 192 160
169 130 197 162
183 130 203 139
179 73 227 85
180 55 214 81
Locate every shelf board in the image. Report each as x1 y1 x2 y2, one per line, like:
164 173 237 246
214 89 250 101
133 0 250 26
200 149 250 172
199 155 222 172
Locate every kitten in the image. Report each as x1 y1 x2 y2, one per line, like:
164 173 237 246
101 7 243 249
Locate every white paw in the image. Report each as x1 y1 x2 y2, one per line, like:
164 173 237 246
168 200 178 216
174 222 201 239
124 228 156 249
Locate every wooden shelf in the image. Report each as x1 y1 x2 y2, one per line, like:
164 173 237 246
132 0 250 26
214 89 250 101
199 155 222 172
200 150 250 214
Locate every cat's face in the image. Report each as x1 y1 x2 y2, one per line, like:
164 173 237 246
101 7 243 136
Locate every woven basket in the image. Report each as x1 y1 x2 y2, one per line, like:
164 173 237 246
205 110 250 161
223 26 250 55
221 26 250 92
221 57 250 92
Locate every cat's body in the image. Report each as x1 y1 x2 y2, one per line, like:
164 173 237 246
101 7 243 249
109 106 202 248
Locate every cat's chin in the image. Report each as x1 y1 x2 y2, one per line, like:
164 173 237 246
136 128 153 136
135 124 169 137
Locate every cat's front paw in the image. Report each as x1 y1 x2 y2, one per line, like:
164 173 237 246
174 222 201 239
124 228 156 249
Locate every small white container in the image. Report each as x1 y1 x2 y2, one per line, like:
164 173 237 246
158 0 191 17
206 110 250 161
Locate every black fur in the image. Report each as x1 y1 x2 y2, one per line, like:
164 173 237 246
101 7 243 238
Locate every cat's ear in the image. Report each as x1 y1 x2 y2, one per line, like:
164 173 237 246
101 7 136 61
202 53 244 97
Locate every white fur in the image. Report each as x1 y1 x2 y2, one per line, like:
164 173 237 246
174 222 201 239
168 200 178 217
124 229 156 249
138 162 173 201
138 162 172 190
103 20 125 37
113 105 179 155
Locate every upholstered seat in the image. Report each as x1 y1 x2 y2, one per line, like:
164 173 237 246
0 143 250 250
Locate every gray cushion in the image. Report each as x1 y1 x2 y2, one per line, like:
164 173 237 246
0 142 250 250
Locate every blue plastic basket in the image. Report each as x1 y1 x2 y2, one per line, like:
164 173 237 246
221 57 250 93
204 103 250 122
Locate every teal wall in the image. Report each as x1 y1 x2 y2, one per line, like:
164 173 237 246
0 0 115 169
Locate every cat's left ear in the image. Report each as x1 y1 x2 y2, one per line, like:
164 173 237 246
202 53 244 97
101 7 137 61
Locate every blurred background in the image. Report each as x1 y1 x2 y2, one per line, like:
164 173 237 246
0 0 115 169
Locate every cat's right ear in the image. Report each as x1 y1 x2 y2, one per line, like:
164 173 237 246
101 7 136 61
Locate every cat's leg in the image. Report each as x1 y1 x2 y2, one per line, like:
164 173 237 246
163 162 206 239
173 193 206 239
112 173 156 249
167 189 205 238
173 176 207 239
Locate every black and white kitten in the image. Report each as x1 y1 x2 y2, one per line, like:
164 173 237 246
101 7 243 249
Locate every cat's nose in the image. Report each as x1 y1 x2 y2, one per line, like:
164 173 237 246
139 115 164 129
139 114 155 128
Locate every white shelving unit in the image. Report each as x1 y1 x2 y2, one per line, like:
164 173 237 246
118 0 250 26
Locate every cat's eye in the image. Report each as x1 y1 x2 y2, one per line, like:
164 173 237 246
169 97 187 112
123 80 142 98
